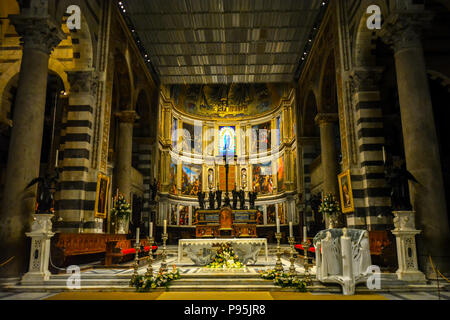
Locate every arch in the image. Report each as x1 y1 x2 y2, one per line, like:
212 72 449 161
318 51 338 113
113 50 133 110
302 90 319 137
54 0 97 66
353 0 389 67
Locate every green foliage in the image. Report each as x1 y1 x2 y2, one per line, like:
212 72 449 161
318 193 344 227
110 193 131 220
206 242 244 269
259 269 307 291
130 267 181 291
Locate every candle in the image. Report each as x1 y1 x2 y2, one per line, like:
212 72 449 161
149 222 153 238
55 150 59 168
136 227 140 244
382 146 386 164
303 226 307 242
289 222 293 238
276 217 280 233
163 219 167 234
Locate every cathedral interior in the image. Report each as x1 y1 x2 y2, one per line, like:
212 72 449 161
0 0 450 302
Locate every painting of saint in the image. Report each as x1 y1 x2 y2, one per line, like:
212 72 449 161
219 126 236 155
182 122 194 153
338 170 355 213
169 161 177 194
277 156 285 191
95 174 109 218
252 162 273 194
267 204 276 224
251 122 272 153
181 163 203 196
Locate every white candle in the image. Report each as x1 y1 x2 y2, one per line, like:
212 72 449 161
289 222 293 238
382 146 386 164
163 219 167 234
149 222 153 238
276 218 280 233
136 227 140 244
55 150 59 168
303 226 307 242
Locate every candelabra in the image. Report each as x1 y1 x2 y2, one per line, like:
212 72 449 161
274 232 283 272
145 237 154 277
288 236 296 276
301 238 312 284
131 241 140 282
159 232 168 273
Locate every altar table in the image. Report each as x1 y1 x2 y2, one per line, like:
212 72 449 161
178 238 268 265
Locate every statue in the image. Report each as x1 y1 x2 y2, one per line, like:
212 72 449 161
208 190 215 210
239 189 246 209
385 157 418 211
197 191 205 210
232 186 238 210
249 191 257 209
215 187 222 209
26 169 60 214
150 179 158 202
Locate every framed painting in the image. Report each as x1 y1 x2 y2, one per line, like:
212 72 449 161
338 170 355 214
95 174 110 218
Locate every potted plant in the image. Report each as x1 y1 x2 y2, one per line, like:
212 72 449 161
111 193 132 234
319 193 345 228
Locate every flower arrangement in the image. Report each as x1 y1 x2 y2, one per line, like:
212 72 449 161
206 242 244 269
318 193 344 228
130 265 181 291
259 269 307 291
110 193 132 220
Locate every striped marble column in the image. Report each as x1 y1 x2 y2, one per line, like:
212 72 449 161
348 67 391 230
55 70 101 233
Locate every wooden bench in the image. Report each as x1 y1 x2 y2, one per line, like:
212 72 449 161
104 239 158 266
51 233 128 268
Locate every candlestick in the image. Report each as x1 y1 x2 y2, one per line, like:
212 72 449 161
275 232 283 272
289 222 293 238
145 236 154 277
288 236 296 276
136 227 140 244
276 217 280 233
149 222 153 238
159 232 168 274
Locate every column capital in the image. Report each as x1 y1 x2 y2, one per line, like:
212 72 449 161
67 70 98 96
315 113 338 126
349 67 384 93
9 15 65 55
380 12 433 53
115 110 140 123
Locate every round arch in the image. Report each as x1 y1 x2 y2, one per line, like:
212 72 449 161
302 90 320 138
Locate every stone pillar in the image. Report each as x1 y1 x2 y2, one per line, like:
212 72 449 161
381 13 450 274
391 211 426 282
21 214 55 284
115 110 139 202
315 113 339 197
0 15 64 278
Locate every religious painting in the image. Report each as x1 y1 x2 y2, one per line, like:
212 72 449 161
338 170 355 213
267 204 276 224
207 168 214 190
94 174 109 218
240 168 248 189
179 206 189 226
169 160 178 195
251 122 271 153
276 114 283 146
252 162 273 194
277 156 285 192
181 163 202 196
218 126 236 156
277 203 285 224
170 204 177 225
256 206 264 225
182 122 194 153
167 83 289 119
